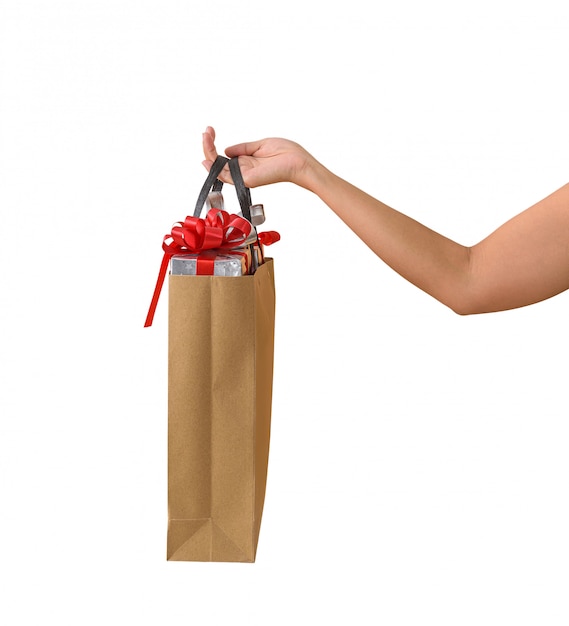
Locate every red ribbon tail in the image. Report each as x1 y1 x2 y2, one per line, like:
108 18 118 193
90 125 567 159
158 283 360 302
258 231 280 245
144 252 171 328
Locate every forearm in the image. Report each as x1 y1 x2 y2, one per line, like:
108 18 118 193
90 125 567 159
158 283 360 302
302 160 473 313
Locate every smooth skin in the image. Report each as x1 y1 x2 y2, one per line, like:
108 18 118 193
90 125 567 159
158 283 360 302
203 126 569 315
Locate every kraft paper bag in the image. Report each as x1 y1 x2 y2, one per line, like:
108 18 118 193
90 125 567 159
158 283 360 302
167 258 276 562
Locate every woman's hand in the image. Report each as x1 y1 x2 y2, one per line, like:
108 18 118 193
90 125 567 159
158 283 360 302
202 126 317 190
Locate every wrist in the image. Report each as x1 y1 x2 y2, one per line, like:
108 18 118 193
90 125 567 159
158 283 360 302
294 153 330 193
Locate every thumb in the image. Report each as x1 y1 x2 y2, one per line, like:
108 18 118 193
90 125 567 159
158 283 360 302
225 140 264 158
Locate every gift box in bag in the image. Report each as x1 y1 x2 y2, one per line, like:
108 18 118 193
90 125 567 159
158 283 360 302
171 244 263 277
145 156 278 562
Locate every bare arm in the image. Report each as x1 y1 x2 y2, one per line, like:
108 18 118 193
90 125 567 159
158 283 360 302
306 164 569 314
203 127 569 315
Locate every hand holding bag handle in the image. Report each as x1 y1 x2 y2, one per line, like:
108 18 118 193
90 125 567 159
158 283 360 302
194 155 253 222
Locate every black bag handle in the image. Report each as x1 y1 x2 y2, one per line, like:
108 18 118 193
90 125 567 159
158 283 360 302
193 155 253 222
229 157 253 221
193 155 228 217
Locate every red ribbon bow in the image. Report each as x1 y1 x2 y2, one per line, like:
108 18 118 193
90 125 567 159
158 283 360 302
166 208 253 254
144 208 280 327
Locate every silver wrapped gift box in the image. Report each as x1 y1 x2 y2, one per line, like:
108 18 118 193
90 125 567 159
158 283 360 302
171 250 255 277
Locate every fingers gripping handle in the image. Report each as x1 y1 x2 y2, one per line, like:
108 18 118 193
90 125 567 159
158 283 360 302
194 155 254 223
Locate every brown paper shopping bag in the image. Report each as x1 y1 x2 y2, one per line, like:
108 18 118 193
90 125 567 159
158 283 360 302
153 156 277 562
167 259 275 562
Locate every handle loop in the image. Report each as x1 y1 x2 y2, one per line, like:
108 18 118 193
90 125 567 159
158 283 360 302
193 156 253 222
193 155 229 217
228 158 253 221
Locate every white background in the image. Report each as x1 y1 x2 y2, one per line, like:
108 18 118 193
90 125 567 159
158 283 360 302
1 1 569 624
